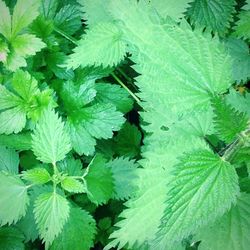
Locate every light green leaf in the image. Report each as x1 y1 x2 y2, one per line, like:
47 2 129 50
195 193 250 250
22 168 51 185
95 82 133 113
85 155 114 204
114 122 141 158
34 191 70 246
0 39 9 63
0 226 25 250
12 0 41 37
0 173 29 226
0 0 11 39
61 177 86 193
4 51 27 71
67 22 126 69
50 207 96 250
212 96 248 143
149 0 194 21
187 0 236 35
32 109 72 164
106 157 139 200
155 149 239 248
11 34 45 57
0 146 19 174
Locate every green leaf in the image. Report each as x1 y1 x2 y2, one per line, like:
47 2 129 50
95 82 133 113
54 4 82 35
0 0 11 39
66 103 125 156
155 149 240 248
0 173 29 226
149 0 194 21
85 155 114 204
32 108 72 164
11 34 45 57
67 22 127 69
195 193 250 250
187 0 236 35
0 132 32 151
78 0 113 27
106 157 139 200
11 0 41 37
0 39 9 63
226 89 250 118
50 207 96 250
0 226 25 250
22 168 51 185
233 1 250 40
57 157 84 176
34 191 70 246
61 177 86 193
40 0 59 19
225 38 250 83
212 96 248 143
114 122 141 158
0 146 19 174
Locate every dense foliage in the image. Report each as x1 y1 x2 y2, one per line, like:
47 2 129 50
0 0 250 249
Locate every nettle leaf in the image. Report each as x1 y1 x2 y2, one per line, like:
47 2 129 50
85 155 114 204
95 83 133 113
0 0 11 39
54 4 82 35
0 173 29 226
149 0 194 21
78 0 113 27
0 70 54 134
212 96 248 144
0 146 19 174
233 0 250 40
11 0 41 37
67 22 127 69
187 0 236 35
226 89 250 118
195 193 250 250
114 122 142 158
0 132 32 151
40 0 59 19
34 191 70 246
50 207 96 250
155 149 240 248
106 157 139 200
225 38 250 84
32 109 72 164
22 168 51 185
0 226 25 250
57 157 84 176
61 177 86 193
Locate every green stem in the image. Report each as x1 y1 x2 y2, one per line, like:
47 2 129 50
54 27 78 45
111 72 141 103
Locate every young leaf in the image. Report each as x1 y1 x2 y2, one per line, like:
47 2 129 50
155 149 240 248
187 0 236 35
61 177 86 193
0 0 11 39
0 146 19 174
106 157 139 200
195 193 250 250
50 207 96 250
67 22 127 69
212 96 248 144
11 0 41 37
0 226 25 250
31 109 72 164
22 168 51 185
85 155 114 204
34 191 70 246
0 173 29 226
